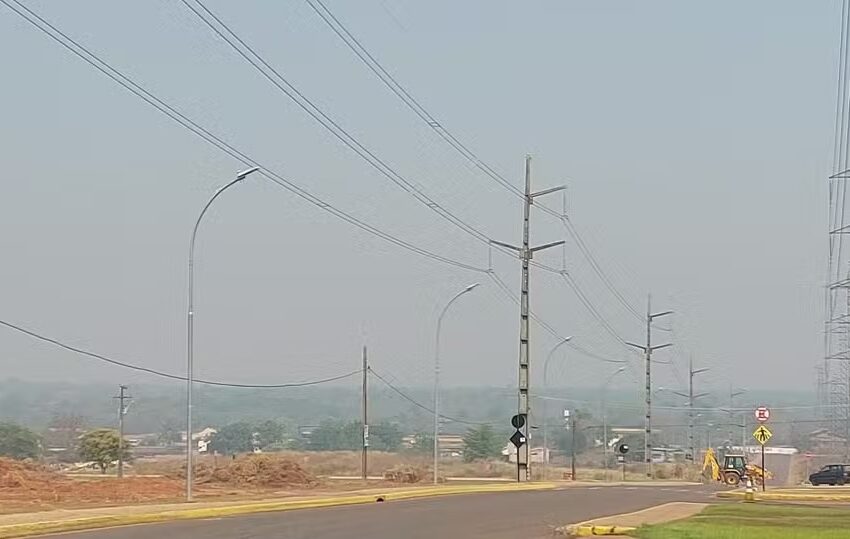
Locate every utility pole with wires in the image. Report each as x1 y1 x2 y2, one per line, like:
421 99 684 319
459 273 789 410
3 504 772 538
361 345 369 481
492 155 564 482
668 359 709 463
627 295 672 479
113 385 131 478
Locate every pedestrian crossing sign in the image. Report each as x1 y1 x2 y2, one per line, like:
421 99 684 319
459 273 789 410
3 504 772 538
752 425 772 445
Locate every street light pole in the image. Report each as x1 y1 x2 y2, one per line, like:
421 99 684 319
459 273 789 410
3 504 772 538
602 367 626 481
186 166 260 501
685 358 709 463
433 283 480 485
728 386 746 448
542 337 572 479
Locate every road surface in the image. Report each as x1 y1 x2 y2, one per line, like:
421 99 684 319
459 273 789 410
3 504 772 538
51 484 718 539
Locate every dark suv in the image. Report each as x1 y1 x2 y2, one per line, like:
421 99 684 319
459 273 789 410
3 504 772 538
809 464 848 486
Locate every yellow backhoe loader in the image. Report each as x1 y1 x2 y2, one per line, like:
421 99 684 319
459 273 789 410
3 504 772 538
702 448 772 486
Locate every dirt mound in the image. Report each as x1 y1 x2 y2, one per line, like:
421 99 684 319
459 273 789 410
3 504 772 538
191 455 317 488
0 458 62 489
0 457 184 513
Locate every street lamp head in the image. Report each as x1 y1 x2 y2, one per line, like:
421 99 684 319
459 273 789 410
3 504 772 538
236 166 261 180
615 366 626 373
464 283 481 293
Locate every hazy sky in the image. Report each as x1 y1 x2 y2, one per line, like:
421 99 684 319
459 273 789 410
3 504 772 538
0 1 838 397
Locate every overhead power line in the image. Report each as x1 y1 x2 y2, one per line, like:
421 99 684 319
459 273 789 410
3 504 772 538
0 318 361 388
560 217 645 322
302 0 645 320
180 0 507 253
368 367 496 426
486 270 628 365
0 0 586 379
559 271 632 347
182 0 576 278
303 0 524 199
0 0 488 274
4 0 647 384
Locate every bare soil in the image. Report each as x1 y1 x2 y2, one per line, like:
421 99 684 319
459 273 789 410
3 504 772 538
0 458 183 514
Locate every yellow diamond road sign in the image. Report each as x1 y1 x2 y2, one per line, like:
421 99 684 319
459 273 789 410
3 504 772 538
753 425 772 445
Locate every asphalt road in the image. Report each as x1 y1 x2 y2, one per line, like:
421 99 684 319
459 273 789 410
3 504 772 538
52 484 718 539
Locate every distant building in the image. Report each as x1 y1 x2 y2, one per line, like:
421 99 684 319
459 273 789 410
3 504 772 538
179 427 217 453
502 444 548 463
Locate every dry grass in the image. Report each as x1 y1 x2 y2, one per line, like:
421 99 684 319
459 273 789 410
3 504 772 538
133 452 707 483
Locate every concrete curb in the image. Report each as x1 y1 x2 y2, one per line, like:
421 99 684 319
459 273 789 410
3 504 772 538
556 524 636 537
554 502 707 537
717 490 850 502
0 482 556 539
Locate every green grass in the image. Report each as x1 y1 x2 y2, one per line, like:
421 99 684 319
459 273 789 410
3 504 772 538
635 504 850 539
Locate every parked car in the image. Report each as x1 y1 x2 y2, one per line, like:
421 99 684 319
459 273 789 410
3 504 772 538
809 464 849 486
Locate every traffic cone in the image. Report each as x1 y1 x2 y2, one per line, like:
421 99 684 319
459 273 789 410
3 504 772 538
744 478 755 503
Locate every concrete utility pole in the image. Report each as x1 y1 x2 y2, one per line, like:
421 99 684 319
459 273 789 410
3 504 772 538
668 359 709 463
492 156 564 482
361 345 368 481
627 295 672 479
114 385 131 478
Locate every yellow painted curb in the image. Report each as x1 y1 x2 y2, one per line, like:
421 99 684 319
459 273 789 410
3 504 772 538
557 524 637 537
0 482 556 539
717 490 850 502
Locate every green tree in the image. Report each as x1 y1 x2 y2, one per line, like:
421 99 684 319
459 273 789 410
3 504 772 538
463 425 503 462
78 429 130 473
370 422 403 452
309 420 361 451
209 422 255 455
157 418 182 446
254 419 287 450
0 422 41 459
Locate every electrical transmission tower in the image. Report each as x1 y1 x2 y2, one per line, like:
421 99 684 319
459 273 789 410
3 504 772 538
825 0 850 460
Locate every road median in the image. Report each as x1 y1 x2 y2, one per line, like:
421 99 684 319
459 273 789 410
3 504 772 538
555 502 707 537
717 487 850 502
0 482 555 539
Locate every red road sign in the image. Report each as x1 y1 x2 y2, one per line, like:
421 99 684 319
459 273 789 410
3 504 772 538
755 406 770 422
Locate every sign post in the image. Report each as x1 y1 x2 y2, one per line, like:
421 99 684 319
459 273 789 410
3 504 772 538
752 424 772 492
618 444 629 482
510 414 527 482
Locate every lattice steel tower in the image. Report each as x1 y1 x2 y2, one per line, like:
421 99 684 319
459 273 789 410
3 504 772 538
825 0 850 458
